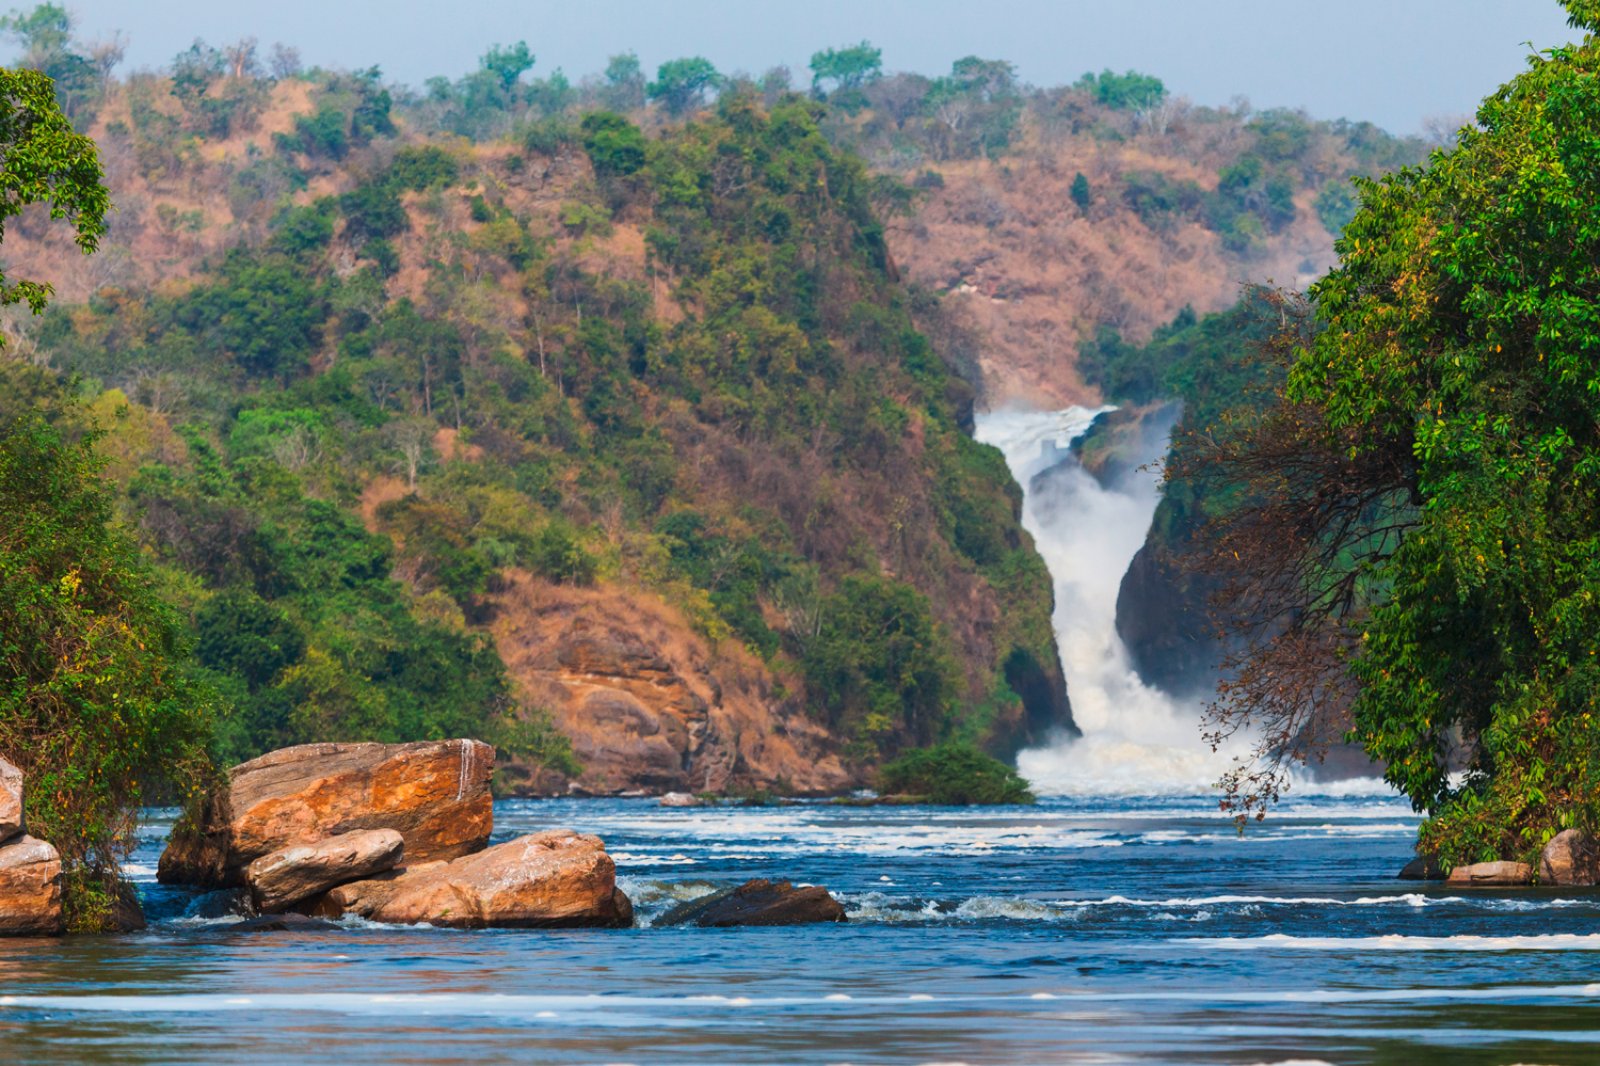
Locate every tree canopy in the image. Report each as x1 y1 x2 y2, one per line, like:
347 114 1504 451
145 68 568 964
1195 0 1600 867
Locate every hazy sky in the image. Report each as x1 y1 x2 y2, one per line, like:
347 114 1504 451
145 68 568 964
23 1 1578 134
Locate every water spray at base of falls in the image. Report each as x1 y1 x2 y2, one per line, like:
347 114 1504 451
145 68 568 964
977 407 1393 799
975 407 1249 796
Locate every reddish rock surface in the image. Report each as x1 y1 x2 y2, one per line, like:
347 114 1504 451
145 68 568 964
313 829 630 929
247 828 405 912
491 575 851 796
1539 830 1600 886
0 834 64 936
159 740 494 887
1446 861 1534 886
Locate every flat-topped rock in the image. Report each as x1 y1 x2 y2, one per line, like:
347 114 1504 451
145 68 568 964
1446 861 1534 886
1539 830 1600 886
159 740 494 887
655 878 846 927
247 828 404 913
312 829 631 929
0 834 63 936
0 756 23 846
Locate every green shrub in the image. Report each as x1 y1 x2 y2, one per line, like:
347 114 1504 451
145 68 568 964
876 742 1034 805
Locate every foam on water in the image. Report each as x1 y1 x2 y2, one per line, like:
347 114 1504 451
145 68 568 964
974 408 1399 803
1183 933 1600 951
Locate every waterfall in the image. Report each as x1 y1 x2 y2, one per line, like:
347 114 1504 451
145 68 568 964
974 407 1236 796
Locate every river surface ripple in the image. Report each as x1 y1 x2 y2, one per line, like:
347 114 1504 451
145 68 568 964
3 795 1599 1065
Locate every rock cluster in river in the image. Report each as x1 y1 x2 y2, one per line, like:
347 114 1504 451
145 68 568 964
0 756 64 936
159 740 631 928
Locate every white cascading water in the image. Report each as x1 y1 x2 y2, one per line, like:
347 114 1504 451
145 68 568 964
974 407 1240 795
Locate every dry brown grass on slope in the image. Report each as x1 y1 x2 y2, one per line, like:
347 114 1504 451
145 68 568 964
887 130 1336 408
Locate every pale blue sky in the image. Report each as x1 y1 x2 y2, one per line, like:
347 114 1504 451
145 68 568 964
24 0 1579 133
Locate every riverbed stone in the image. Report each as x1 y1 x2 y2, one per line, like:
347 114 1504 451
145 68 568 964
314 829 630 929
1538 830 1600 886
159 739 495 887
0 756 24 845
1445 861 1534 886
246 828 405 913
0 834 64 936
654 878 847 927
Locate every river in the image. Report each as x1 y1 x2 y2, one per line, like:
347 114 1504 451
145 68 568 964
5 795 1600 1064
7 410 1597 1064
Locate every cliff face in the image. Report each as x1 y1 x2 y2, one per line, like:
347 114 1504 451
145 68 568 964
490 573 851 795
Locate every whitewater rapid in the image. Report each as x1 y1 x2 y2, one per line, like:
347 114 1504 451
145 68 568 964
975 407 1387 799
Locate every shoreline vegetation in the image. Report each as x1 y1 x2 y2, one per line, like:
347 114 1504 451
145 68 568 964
5 0 1600 929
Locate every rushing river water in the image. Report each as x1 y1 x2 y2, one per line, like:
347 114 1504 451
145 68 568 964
5 795 1600 1065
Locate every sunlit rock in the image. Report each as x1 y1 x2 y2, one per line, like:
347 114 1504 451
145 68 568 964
159 740 495 887
247 828 405 913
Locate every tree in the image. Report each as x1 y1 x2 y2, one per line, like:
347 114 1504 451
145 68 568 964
1077 68 1167 111
809 40 882 96
648 56 721 117
1071 172 1091 212
580 110 647 179
1193 0 1600 868
600 51 645 111
1 416 217 930
480 41 534 91
0 67 107 312
0 4 100 120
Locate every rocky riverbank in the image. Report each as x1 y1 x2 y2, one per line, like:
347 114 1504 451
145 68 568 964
0 741 850 936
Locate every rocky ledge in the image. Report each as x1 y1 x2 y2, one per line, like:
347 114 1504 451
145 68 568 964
160 740 630 929
0 756 64 937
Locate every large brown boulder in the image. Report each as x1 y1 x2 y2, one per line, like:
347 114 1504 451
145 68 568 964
0 756 23 845
310 830 631 929
1446 861 1534 886
1539 830 1600 886
0 834 64 936
654 879 847 927
159 740 494 887
247 828 405 913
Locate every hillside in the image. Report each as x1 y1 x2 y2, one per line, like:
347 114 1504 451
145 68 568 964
0 49 1069 794
0 23 1432 793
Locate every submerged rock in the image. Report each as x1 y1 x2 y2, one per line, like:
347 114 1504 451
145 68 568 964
1446 861 1534 886
0 834 64 936
0 756 23 845
159 739 495 887
658 792 705 808
184 888 258 922
654 879 846 927
1539 830 1600 886
228 913 343 934
247 828 404 913
314 829 630 929
1397 855 1445 881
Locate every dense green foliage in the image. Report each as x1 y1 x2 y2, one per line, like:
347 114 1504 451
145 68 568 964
1292 2 1600 865
0 415 216 930
0 64 108 311
21 68 1061 774
876 741 1034 805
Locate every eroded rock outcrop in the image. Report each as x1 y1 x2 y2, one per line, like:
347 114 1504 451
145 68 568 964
491 574 851 796
1539 830 1600 886
1446 861 1534 886
0 834 64 936
159 739 494 887
309 830 631 928
246 828 405 913
655 878 846 927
